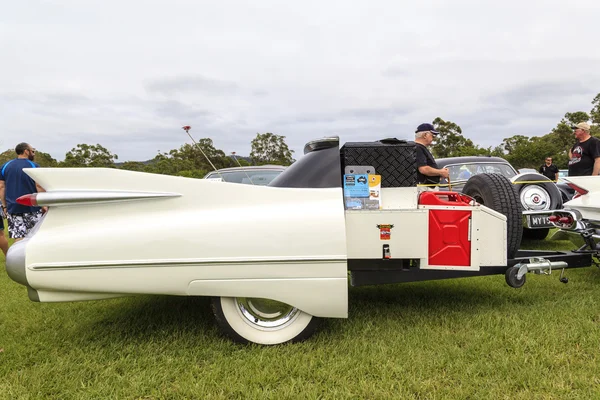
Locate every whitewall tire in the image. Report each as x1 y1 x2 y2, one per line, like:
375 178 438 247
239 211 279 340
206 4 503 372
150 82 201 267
211 297 320 345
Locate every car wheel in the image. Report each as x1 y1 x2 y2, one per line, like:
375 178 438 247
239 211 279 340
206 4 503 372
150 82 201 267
523 227 549 240
511 173 563 211
211 297 320 345
462 173 523 259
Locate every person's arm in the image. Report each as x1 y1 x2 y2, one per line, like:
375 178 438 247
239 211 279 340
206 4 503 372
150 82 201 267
591 139 600 176
419 165 449 179
0 180 5 214
539 165 544 173
593 158 600 176
554 172 559 181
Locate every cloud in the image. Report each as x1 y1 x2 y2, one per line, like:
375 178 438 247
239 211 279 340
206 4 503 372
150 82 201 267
484 81 591 108
152 100 212 120
145 75 239 96
2 1 600 162
381 67 410 78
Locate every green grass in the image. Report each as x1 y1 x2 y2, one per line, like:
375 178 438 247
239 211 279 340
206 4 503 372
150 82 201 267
2 235 600 399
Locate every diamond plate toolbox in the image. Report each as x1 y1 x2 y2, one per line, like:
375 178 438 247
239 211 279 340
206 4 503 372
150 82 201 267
340 140 417 187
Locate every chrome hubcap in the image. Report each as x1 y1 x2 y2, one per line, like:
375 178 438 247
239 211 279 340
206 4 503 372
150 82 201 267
235 298 300 328
520 185 550 210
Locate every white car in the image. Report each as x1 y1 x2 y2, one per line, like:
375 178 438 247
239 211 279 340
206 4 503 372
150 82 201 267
5 137 594 345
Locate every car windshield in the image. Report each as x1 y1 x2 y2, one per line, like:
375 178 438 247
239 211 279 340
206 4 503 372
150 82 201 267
446 162 518 182
205 170 283 185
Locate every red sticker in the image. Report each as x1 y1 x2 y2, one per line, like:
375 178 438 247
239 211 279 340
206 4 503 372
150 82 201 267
377 224 394 240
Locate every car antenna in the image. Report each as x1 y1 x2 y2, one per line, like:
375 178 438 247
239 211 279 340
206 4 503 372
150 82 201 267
230 151 243 167
182 126 220 172
182 125 255 184
229 151 257 185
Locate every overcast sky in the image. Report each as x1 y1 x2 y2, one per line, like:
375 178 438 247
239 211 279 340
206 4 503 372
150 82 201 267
2 0 599 162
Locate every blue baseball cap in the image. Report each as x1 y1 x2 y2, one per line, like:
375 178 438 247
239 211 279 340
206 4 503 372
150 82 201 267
415 123 439 135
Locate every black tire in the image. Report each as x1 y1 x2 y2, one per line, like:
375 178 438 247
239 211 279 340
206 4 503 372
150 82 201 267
211 297 321 345
462 173 523 259
505 267 526 288
523 227 549 240
512 173 563 211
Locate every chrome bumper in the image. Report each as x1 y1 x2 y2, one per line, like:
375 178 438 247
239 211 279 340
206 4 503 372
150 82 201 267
5 238 40 301
6 239 28 286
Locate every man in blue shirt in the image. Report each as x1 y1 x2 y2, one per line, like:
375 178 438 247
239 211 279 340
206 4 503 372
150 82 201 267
0 143 45 247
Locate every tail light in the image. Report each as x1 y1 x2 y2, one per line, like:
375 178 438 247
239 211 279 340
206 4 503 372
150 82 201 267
567 182 589 197
16 194 38 207
558 216 573 225
549 210 579 230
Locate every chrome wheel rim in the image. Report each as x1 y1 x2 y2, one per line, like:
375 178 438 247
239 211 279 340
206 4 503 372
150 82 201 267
520 184 551 210
235 298 300 329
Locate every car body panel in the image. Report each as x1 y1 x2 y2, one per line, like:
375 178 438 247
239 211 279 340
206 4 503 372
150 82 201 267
561 176 600 221
14 167 349 318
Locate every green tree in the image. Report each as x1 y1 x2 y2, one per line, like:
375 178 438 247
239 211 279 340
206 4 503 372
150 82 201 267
144 153 196 176
61 144 118 167
590 93 600 125
145 140 233 176
0 148 58 167
500 135 529 154
250 133 295 166
0 149 15 166
430 117 487 158
547 121 574 168
588 93 600 137
500 134 559 170
564 111 590 125
119 161 146 172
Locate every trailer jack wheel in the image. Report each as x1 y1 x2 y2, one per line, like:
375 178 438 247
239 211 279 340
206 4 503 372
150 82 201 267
505 267 526 288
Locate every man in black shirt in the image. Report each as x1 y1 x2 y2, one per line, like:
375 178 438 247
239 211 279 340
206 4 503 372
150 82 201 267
414 123 449 188
568 122 600 176
539 157 559 181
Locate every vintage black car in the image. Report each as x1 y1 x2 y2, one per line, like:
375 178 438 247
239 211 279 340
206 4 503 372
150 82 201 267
436 156 563 240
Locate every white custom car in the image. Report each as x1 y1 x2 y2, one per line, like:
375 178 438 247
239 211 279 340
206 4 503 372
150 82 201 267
5 137 595 345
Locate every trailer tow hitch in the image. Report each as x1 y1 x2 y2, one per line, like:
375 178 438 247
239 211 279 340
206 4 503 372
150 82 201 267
505 258 569 288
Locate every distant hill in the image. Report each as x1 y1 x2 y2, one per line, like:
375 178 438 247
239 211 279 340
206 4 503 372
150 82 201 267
114 154 250 167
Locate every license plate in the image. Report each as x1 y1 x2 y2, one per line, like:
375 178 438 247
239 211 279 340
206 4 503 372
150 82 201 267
527 214 552 228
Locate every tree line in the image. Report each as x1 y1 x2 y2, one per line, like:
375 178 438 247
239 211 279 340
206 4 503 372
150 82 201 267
0 133 295 179
2 93 598 176
430 93 600 169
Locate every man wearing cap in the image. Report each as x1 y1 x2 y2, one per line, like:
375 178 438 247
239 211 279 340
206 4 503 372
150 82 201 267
568 122 600 176
414 123 449 188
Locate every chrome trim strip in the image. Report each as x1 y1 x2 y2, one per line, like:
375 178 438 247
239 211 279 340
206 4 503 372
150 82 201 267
34 190 181 206
29 256 348 271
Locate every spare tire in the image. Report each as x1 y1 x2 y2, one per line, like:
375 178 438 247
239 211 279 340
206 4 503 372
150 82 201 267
462 173 523 259
511 173 563 211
